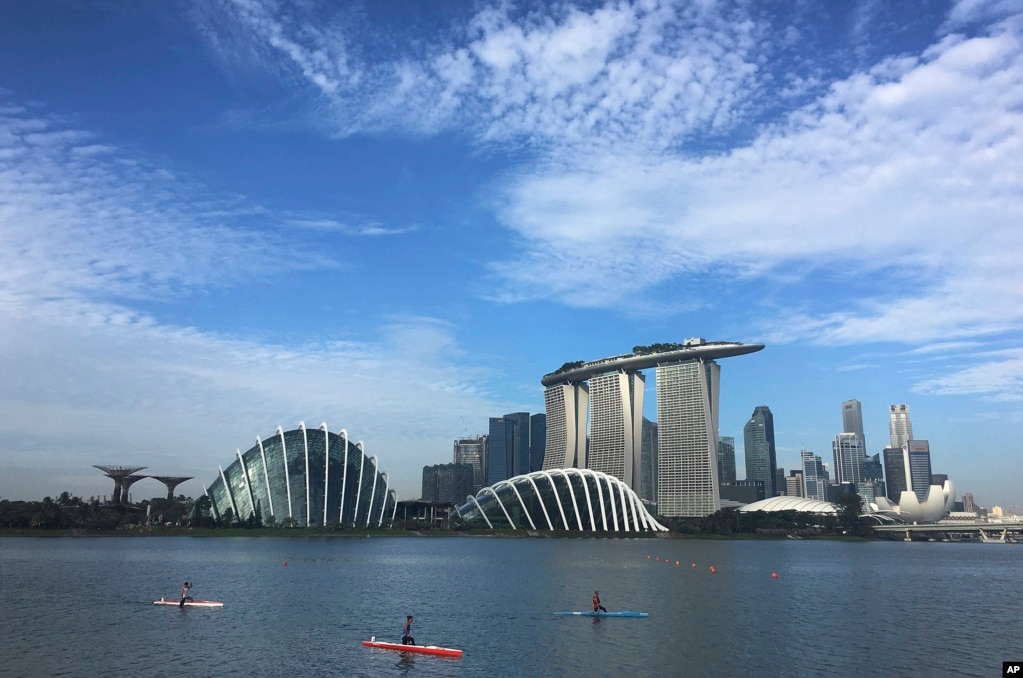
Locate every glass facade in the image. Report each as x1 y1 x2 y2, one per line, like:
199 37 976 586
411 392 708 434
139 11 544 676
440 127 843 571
455 468 667 533
205 423 396 528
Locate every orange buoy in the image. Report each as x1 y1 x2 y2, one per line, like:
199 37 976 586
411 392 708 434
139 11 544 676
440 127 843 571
283 560 288 566
691 563 696 568
709 566 716 573
675 561 680 566
647 555 651 559
772 571 778 579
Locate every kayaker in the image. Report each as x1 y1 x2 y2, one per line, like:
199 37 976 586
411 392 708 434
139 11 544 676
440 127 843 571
401 615 415 645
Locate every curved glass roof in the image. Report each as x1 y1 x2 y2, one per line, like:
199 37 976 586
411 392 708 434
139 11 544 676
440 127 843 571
455 468 667 532
205 422 396 528
737 496 839 514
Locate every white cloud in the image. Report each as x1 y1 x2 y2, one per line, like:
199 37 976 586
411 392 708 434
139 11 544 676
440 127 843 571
913 348 1023 400
186 1 1023 408
0 102 509 500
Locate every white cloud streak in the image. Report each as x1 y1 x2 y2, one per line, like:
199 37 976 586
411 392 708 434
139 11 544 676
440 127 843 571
0 102 509 499
192 1 1023 404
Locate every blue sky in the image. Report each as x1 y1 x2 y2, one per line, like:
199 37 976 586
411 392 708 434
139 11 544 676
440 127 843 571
1 0 1021 509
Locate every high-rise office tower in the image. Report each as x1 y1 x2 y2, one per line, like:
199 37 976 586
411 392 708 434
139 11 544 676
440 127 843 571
889 404 913 448
842 399 865 449
786 470 805 498
832 433 864 484
656 359 721 517
529 413 546 472
907 440 933 502
717 435 736 485
486 417 509 486
542 383 589 470
882 446 910 502
775 468 785 496
503 412 532 478
861 453 883 481
962 492 975 512
453 435 488 493
743 406 777 497
801 449 827 501
588 370 645 488
640 418 658 504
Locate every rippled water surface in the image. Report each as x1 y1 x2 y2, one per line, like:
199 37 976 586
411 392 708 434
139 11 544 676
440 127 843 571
1 536 1020 677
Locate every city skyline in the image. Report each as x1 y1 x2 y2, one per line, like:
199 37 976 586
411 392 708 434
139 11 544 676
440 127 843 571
1 1 1021 509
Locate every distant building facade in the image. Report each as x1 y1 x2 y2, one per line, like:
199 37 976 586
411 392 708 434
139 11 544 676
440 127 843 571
889 404 913 448
832 433 864 484
530 414 546 472
422 463 475 504
842 399 865 449
786 470 805 498
907 440 933 503
743 406 777 497
717 435 736 485
453 435 488 494
801 449 828 502
883 446 910 502
640 418 658 505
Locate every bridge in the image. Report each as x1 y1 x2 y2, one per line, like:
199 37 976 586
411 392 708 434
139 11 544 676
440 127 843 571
872 522 1023 543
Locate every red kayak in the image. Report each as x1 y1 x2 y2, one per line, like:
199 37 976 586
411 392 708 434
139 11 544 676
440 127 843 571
361 640 462 658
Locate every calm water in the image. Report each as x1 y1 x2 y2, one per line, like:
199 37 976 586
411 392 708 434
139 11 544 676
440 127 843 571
1 536 1020 677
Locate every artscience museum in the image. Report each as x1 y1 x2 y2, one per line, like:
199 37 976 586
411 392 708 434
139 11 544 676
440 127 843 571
871 480 955 523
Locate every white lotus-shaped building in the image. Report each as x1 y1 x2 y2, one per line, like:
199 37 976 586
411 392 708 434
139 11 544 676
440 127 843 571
871 479 955 523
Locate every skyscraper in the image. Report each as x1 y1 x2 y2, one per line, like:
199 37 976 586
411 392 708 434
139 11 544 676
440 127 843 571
832 432 864 484
717 435 736 485
801 449 827 501
842 399 865 449
587 369 645 488
883 446 910 502
453 434 488 494
529 413 546 472
640 417 658 504
504 412 532 478
540 340 763 517
786 470 805 498
542 383 588 470
889 404 913 448
907 439 933 502
486 417 508 486
743 406 777 497
656 359 721 517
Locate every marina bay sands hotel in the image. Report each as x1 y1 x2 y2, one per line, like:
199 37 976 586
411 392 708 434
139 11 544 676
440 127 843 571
540 338 763 517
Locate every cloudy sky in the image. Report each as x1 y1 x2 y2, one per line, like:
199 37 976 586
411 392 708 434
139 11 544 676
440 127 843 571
1 0 1021 509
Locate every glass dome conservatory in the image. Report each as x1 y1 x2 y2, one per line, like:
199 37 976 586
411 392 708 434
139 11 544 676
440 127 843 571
205 422 396 528
455 468 667 533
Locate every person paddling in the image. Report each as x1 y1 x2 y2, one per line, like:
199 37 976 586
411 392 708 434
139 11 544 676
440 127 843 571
401 615 415 645
179 581 193 608
593 591 607 613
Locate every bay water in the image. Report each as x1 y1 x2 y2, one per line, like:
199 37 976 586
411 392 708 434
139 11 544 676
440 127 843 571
1 536 1019 677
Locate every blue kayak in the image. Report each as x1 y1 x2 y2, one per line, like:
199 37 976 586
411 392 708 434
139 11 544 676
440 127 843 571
553 611 649 617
